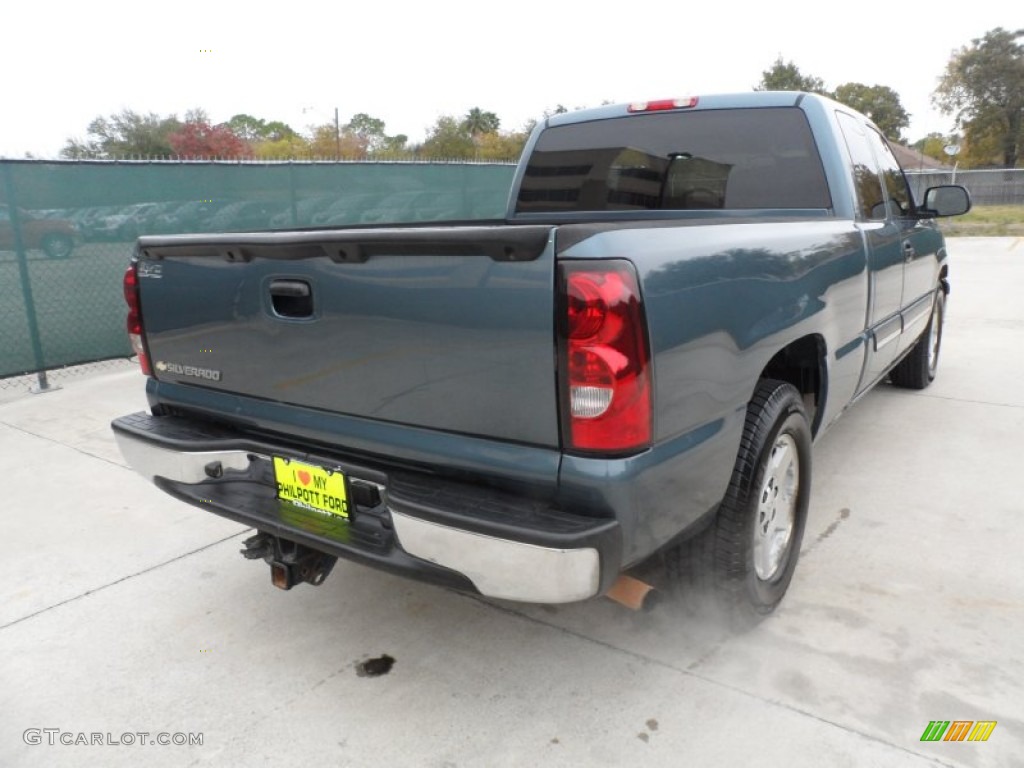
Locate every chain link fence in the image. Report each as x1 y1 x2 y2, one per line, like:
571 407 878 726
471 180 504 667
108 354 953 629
1 159 516 390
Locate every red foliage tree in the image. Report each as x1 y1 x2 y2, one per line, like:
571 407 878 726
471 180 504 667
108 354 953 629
168 120 254 159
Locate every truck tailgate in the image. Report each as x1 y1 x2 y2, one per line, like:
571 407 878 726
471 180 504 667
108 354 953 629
135 225 559 447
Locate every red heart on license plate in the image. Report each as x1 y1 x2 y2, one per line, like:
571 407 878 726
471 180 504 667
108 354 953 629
297 470 311 486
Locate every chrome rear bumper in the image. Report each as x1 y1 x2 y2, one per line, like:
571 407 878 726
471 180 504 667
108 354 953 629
113 421 603 603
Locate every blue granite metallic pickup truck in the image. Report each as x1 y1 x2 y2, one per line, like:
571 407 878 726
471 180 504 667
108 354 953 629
112 92 969 615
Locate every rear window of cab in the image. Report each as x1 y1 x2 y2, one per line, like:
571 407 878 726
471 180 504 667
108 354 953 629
516 107 831 213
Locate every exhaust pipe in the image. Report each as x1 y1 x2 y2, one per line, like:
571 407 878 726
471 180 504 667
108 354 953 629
605 573 657 611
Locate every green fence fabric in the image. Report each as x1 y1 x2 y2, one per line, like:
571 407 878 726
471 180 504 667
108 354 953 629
0 160 516 378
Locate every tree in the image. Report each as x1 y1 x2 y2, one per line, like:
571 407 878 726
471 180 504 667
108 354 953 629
755 57 828 94
913 132 958 163
61 109 183 159
167 112 253 159
462 108 500 137
833 83 910 141
474 130 529 161
227 114 297 143
227 114 268 142
343 113 388 154
254 134 311 160
298 113 406 159
957 129 1004 169
374 134 410 159
308 123 362 159
262 121 297 142
934 27 1024 168
420 116 474 159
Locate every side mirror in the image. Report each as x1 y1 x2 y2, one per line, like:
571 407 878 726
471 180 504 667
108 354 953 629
920 185 971 217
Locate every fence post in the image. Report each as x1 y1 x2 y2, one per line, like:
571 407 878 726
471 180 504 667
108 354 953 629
1 162 59 393
288 162 298 227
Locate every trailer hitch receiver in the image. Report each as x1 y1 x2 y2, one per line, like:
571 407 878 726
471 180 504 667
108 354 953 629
241 532 337 590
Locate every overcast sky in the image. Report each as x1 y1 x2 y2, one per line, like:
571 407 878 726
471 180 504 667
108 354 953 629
0 1 1014 158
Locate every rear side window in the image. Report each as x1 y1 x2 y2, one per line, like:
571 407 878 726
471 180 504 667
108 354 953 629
865 128 913 216
515 107 831 213
837 112 887 221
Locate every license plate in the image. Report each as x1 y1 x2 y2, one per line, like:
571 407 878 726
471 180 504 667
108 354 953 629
273 457 350 519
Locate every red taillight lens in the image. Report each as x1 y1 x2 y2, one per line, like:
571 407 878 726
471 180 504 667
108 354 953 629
561 262 652 454
567 275 607 339
123 263 151 376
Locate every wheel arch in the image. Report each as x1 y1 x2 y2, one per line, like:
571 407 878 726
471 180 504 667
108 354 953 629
758 334 828 437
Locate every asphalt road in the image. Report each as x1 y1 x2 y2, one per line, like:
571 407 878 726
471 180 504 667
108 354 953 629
1 237 1021 767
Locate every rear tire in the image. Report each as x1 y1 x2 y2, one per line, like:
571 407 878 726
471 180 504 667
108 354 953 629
668 379 812 617
890 289 944 390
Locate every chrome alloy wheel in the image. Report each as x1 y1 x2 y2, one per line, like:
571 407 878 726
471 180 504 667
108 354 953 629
753 433 799 581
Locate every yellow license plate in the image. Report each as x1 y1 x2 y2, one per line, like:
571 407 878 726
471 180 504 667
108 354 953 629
273 457 350 519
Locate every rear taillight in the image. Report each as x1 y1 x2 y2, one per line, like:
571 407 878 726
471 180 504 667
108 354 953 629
123 263 152 376
560 260 652 454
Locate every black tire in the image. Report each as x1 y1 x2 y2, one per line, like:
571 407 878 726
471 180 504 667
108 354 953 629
890 289 945 390
668 379 812 617
41 233 74 259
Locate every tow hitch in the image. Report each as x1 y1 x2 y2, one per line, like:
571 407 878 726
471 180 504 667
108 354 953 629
241 532 338 590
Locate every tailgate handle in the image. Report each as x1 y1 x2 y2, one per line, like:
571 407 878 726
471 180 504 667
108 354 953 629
269 279 311 298
269 279 313 318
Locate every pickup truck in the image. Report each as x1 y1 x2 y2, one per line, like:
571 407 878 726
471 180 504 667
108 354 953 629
111 92 969 615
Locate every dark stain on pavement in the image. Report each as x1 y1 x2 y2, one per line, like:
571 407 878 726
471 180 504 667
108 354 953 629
804 508 851 554
356 654 395 677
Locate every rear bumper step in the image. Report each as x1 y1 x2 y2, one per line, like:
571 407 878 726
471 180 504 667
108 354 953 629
112 412 620 603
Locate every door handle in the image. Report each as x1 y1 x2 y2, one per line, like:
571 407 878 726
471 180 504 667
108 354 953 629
902 241 915 261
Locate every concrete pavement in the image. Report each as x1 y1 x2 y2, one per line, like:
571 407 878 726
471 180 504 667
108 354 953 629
1 237 1021 767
